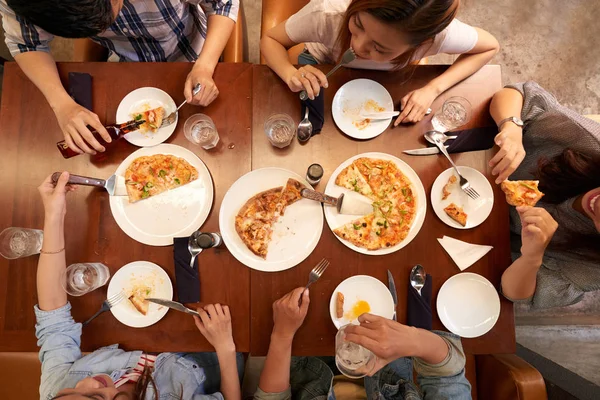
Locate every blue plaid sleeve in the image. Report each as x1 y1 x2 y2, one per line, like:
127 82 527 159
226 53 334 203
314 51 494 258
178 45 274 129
0 0 53 56
196 0 239 22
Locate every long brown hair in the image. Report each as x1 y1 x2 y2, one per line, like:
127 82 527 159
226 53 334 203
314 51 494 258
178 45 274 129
336 0 460 68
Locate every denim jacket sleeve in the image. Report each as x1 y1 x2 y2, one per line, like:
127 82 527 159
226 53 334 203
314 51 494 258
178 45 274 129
35 302 82 400
414 331 472 400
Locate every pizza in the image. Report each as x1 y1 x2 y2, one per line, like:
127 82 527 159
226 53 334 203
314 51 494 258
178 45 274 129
235 178 305 259
442 175 457 200
444 203 467 226
332 158 417 250
124 154 198 203
132 107 165 133
500 180 544 207
336 292 344 319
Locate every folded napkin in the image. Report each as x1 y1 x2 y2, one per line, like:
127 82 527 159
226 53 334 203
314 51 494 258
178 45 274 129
173 237 200 303
424 126 497 153
68 72 93 111
301 91 325 136
407 272 433 330
438 235 493 271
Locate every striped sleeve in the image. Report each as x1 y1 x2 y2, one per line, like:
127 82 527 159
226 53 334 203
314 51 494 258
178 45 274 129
0 0 53 56
195 0 239 22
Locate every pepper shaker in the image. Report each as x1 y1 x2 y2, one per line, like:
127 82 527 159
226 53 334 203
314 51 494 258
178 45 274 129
196 232 223 249
306 163 323 186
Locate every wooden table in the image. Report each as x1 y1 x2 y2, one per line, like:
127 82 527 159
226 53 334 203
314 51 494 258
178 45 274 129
250 65 515 356
0 62 253 352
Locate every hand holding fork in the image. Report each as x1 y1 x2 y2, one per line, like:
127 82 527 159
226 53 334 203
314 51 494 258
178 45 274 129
299 258 329 305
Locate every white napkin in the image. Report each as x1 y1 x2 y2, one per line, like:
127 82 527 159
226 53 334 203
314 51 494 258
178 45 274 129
437 236 493 271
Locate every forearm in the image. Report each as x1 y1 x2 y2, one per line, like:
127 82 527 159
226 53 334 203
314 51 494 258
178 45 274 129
258 333 293 393
413 328 450 365
426 50 497 96
194 15 235 74
37 215 67 311
217 350 241 400
501 254 543 300
260 36 297 86
14 52 73 111
490 87 525 125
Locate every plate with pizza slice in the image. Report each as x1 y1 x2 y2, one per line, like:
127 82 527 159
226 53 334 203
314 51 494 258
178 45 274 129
116 87 177 147
324 152 426 255
431 167 494 229
219 167 324 272
109 143 214 246
107 261 173 328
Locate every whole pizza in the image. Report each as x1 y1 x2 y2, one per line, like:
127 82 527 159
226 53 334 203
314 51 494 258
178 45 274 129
333 157 417 250
124 154 198 202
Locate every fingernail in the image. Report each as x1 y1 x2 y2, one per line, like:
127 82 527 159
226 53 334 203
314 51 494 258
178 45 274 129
324 84 329 88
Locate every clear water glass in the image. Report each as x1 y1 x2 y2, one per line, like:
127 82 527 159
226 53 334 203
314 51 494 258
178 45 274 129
335 324 377 379
0 227 43 259
61 263 110 296
431 96 472 133
264 113 296 148
184 114 220 149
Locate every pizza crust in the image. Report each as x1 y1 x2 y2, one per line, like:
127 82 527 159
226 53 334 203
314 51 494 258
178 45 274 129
500 180 544 207
444 203 467 226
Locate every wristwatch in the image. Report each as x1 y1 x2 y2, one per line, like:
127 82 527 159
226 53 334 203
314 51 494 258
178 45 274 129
497 116 524 130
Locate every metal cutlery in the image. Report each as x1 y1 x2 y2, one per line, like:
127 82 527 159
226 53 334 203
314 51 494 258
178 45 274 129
403 146 448 156
387 270 398 321
360 111 400 120
52 172 128 196
146 298 200 317
410 264 426 296
188 231 202 269
297 107 313 143
299 258 329 305
424 130 457 144
162 83 202 127
299 48 356 101
300 188 373 216
83 290 126 326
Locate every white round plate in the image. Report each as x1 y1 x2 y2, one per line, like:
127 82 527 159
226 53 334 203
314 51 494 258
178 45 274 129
116 87 177 147
109 143 214 246
437 272 500 338
329 275 395 329
332 79 394 139
219 168 323 272
107 261 173 328
431 167 494 229
324 152 426 255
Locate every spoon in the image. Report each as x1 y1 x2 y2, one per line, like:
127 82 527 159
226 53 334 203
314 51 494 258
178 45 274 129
297 107 313 143
188 231 202 269
424 130 457 145
410 264 426 296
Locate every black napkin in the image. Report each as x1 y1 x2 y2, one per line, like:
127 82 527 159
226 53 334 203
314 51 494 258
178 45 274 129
173 237 200 303
68 72 93 111
424 126 497 154
407 274 433 330
301 90 325 136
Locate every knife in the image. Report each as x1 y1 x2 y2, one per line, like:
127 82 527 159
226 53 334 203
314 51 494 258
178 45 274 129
146 298 200 317
403 145 449 156
387 270 398 321
300 188 373 216
360 108 432 120
51 172 128 196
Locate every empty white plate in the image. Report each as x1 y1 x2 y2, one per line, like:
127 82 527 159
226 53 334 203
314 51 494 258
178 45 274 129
437 272 500 338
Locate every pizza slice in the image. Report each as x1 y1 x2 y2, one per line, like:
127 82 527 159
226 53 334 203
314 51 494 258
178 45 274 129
333 214 376 248
274 178 305 217
335 164 375 200
442 175 457 200
444 203 467 226
132 107 165 133
353 158 395 197
128 284 152 316
336 292 344 319
500 180 544 207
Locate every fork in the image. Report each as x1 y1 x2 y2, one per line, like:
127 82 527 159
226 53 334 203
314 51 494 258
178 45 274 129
299 48 356 101
82 290 126 326
433 137 480 199
299 258 330 305
160 83 202 127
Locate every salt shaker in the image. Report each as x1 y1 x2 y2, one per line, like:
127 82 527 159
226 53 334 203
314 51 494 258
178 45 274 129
306 163 324 186
196 232 223 249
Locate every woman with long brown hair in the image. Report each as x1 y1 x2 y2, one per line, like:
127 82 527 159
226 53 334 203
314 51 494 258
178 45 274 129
490 81 600 308
261 0 499 124
36 172 242 400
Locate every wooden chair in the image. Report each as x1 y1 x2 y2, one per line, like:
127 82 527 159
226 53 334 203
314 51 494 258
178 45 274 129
260 0 308 64
73 1 245 62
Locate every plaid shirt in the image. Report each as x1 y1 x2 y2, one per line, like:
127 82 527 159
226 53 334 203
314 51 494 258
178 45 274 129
0 0 238 62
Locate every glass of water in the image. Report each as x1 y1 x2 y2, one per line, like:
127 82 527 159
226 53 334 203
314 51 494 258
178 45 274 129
184 114 220 149
0 227 43 259
335 324 377 379
431 96 472 133
61 263 110 296
264 113 296 148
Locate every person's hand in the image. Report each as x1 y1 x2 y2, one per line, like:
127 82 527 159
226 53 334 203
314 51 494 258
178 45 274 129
344 314 421 375
272 287 310 340
193 303 235 353
286 66 328 100
395 85 438 125
38 172 76 219
184 65 219 107
53 99 111 155
490 124 525 184
518 206 558 261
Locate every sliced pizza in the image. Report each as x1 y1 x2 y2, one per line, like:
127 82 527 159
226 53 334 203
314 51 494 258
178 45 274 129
333 214 377 249
124 154 198 203
275 178 305 217
132 107 164 133
442 175 457 200
500 180 544 207
444 203 467 226
335 164 376 200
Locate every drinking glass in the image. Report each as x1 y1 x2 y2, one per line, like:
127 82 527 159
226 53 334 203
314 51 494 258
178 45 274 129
184 114 220 149
335 324 378 379
61 263 110 296
431 97 472 133
0 227 43 259
264 113 296 148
